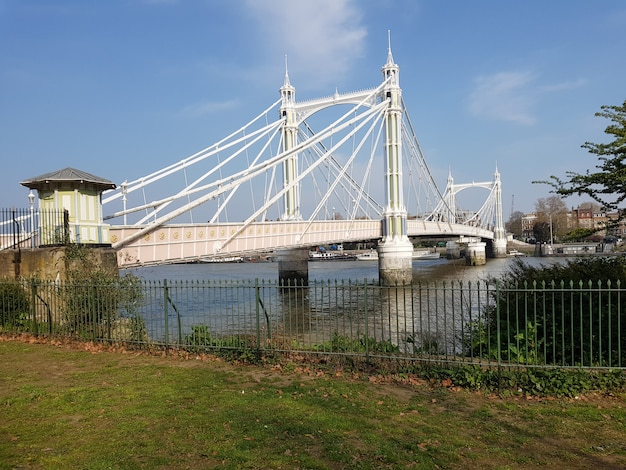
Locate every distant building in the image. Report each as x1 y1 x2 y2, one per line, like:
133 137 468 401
575 206 594 230
603 211 626 239
568 205 626 239
521 213 537 241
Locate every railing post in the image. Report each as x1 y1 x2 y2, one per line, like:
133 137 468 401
583 280 597 367
63 209 70 245
176 283 182 347
598 279 603 367
106 282 112 342
617 280 622 368
30 279 38 336
364 278 369 361
607 279 612 367
91 284 97 343
495 280 501 366
255 278 261 352
163 279 169 353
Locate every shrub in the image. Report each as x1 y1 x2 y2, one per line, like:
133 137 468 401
311 332 400 354
469 257 626 367
184 325 248 350
59 245 143 339
0 279 30 327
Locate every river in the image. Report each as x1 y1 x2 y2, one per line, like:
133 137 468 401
125 255 557 284
120 255 568 351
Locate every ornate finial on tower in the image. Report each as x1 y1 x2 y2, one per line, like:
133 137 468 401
283 54 291 86
280 54 295 106
283 54 291 87
386 29 395 65
382 30 399 86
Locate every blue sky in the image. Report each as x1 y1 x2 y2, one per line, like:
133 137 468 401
1 0 625 218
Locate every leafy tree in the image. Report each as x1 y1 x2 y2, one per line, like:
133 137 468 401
541 100 626 229
561 227 597 242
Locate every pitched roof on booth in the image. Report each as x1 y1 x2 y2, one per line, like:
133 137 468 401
20 167 116 191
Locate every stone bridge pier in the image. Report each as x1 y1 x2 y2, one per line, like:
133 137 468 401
465 241 487 266
276 248 309 285
377 239 414 285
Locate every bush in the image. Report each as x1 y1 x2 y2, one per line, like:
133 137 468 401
0 279 29 327
60 245 143 339
311 332 400 354
184 325 248 351
469 257 626 367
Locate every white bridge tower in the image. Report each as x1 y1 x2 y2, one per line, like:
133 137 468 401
276 61 309 284
376 41 414 284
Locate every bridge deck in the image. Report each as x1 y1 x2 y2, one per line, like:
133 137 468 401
110 220 494 267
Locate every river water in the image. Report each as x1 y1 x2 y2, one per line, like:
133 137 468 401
126 256 552 284
123 256 566 351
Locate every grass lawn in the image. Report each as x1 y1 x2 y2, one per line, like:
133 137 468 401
1 335 625 469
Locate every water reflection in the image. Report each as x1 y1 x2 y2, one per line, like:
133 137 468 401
127 256 569 350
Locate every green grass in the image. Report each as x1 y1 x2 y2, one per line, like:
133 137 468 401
1 338 625 469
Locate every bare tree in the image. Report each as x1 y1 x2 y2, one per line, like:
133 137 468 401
534 196 569 240
506 210 524 238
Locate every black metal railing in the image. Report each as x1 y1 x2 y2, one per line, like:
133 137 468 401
1 276 624 370
0 208 68 249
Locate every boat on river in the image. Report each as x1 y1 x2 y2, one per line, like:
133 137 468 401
308 251 357 261
413 250 440 260
507 249 525 257
356 250 378 261
199 256 244 263
354 249 441 260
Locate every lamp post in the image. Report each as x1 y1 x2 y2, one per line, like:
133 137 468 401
28 190 35 248
549 214 554 253
549 214 553 245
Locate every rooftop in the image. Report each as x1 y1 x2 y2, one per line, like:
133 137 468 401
20 167 116 191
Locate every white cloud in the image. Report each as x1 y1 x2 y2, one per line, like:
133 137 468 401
468 71 588 125
468 71 537 125
244 0 367 89
540 79 586 93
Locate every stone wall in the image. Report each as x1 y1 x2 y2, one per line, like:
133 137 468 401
0 247 118 280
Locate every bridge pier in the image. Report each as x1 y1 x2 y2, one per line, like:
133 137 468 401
465 241 487 266
492 238 508 258
378 239 414 285
445 241 462 259
276 248 309 285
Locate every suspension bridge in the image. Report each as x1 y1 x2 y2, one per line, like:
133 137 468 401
102 43 506 283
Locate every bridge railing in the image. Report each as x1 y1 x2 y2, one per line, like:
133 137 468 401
1 276 623 370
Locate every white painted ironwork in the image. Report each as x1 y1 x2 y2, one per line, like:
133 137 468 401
103 45 505 267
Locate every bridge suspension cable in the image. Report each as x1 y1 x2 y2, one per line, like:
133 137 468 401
103 63 503 255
